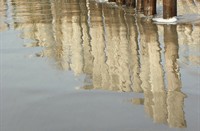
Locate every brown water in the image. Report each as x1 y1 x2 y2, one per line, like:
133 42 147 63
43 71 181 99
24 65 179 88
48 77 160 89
1 0 200 131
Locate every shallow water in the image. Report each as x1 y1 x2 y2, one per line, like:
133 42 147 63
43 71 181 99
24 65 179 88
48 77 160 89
0 0 200 131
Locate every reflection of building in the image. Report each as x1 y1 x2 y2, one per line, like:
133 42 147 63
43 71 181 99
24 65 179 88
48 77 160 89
0 0 8 32
9 0 200 129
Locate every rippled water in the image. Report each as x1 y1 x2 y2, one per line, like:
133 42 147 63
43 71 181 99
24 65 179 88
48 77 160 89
1 0 200 131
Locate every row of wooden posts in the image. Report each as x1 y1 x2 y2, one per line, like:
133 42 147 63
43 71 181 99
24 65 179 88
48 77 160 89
108 0 177 19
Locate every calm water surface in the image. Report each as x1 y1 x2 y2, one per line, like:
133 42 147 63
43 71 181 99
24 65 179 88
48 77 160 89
1 0 200 131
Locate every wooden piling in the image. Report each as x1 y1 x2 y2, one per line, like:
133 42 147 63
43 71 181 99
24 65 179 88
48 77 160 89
108 0 178 19
125 0 136 8
114 0 125 4
163 0 177 19
144 0 157 16
131 0 136 8
137 0 144 12
122 0 126 4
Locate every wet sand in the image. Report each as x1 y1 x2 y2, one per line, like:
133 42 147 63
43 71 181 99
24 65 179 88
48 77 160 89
1 0 200 131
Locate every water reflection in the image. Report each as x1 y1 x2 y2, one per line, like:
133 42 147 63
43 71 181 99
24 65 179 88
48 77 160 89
132 21 187 128
164 25 187 128
2 0 200 129
0 0 8 32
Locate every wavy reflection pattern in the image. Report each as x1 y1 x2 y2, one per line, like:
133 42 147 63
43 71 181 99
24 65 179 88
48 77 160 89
0 0 8 32
3 0 200 128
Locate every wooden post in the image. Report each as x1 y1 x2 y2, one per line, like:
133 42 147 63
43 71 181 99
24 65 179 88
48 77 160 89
122 0 126 4
144 0 157 16
137 0 144 12
132 0 136 8
125 0 136 8
163 0 177 19
115 0 126 4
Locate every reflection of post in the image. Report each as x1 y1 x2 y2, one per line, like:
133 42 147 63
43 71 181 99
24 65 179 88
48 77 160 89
177 24 200 65
12 0 55 57
70 15 84 75
100 4 110 89
58 1 73 70
138 18 153 118
51 0 84 73
118 10 132 92
51 0 71 70
125 15 142 93
144 21 167 124
105 7 121 91
0 0 8 32
164 25 187 128
53 0 84 74
80 0 94 75
90 3 109 89
189 24 200 65
79 0 94 89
